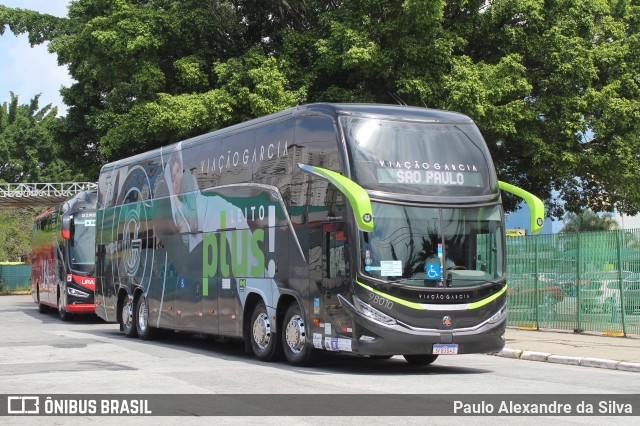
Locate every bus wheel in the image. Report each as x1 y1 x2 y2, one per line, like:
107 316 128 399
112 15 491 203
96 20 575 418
121 297 137 338
37 290 49 314
403 354 438 365
282 302 318 366
250 301 282 361
135 294 158 340
57 292 71 321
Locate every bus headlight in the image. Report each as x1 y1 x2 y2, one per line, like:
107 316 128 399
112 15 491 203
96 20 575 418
488 304 507 324
353 296 397 325
67 287 90 298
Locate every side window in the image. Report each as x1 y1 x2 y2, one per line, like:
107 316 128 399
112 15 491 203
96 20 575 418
295 116 342 171
221 131 255 185
254 120 294 180
323 223 349 280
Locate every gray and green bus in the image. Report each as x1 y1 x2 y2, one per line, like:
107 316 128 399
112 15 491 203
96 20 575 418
95 103 544 366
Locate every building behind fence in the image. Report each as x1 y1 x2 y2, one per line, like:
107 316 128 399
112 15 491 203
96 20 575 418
507 229 640 336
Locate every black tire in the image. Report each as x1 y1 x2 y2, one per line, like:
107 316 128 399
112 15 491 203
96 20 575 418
135 294 159 340
57 290 71 321
403 354 439 365
249 301 283 361
120 296 138 338
37 290 49 313
282 302 318 366
370 355 393 360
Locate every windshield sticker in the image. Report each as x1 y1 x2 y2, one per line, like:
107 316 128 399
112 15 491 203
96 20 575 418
380 260 402 276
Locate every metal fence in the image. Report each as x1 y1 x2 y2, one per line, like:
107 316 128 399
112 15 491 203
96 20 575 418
0 264 31 291
507 229 640 336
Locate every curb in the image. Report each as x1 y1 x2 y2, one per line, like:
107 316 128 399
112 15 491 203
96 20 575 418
493 348 640 373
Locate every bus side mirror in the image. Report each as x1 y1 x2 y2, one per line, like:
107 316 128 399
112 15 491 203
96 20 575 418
498 181 545 234
61 215 72 239
298 163 374 232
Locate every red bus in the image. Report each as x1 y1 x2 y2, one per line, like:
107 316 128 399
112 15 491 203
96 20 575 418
31 190 97 320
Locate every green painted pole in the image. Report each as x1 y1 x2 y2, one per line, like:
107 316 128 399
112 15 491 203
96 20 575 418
534 235 540 330
576 232 582 332
616 230 628 336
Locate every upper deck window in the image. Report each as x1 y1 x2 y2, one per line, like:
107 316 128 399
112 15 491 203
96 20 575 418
341 116 494 196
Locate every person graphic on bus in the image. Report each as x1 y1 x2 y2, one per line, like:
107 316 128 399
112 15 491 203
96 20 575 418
164 142 199 250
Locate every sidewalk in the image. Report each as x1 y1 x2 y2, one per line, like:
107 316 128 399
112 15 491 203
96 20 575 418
496 326 640 372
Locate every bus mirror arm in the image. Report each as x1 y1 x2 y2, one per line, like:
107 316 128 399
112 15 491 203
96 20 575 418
297 164 374 232
498 181 545 234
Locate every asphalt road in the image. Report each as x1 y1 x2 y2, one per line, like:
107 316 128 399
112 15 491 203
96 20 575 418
0 295 636 425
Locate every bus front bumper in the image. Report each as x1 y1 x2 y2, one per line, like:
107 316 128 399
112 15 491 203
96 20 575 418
66 303 95 314
337 294 506 356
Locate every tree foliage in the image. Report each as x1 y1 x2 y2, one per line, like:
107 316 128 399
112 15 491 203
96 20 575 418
561 210 619 233
0 208 36 262
2 0 640 219
0 92 75 182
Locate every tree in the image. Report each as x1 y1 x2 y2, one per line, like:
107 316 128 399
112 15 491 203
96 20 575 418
560 210 619 233
3 1 640 219
283 0 640 218
0 208 36 262
0 92 76 182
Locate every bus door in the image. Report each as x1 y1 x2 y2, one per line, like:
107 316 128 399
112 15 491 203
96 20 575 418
174 276 202 330
172 233 205 331
200 232 219 335
321 223 353 335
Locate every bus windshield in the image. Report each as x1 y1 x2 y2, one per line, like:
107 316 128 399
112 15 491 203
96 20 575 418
69 213 96 272
341 116 493 196
359 202 504 288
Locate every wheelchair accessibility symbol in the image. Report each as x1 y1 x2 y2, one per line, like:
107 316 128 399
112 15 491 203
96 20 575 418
426 263 441 279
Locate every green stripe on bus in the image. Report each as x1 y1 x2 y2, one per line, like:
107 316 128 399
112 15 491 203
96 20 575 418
466 285 507 309
356 280 507 311
356 281 425 310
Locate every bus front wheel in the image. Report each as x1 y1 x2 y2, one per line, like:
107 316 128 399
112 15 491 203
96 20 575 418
282 302 318 366
250 301 282 361
403 354 438 365
135 294 158 340
57 291 71 321
120 297 137 338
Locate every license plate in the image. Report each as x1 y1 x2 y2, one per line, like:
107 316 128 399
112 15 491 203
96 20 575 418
433 344 458 355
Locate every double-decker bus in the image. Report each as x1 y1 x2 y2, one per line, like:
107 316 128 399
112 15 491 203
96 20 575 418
31 190 98 320
95 103 544 366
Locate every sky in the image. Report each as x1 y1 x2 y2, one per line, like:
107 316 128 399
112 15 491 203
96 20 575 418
0 0 72 115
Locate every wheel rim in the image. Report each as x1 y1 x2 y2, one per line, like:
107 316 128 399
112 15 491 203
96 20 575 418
252 312 271 350
122 300 133 328
285 314 306 354
138 298 148 333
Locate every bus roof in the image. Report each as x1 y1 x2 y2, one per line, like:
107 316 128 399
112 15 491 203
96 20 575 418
100 103 475 172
